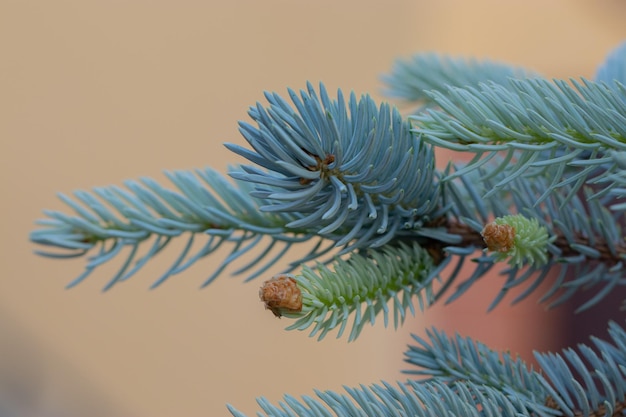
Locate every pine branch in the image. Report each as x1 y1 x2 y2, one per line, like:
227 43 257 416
381 53 536 105
227 380 539 417
28 38 626 417
227 81 441 251
427 215 626 271
534 320 626 417
403 321 626 417
30 82 446 289
30 168 325 289
596 41 626 86
255 200 625 341
411 77 626 203
229 321 626 417
32 78 626 312
403 327 554 416
255 182 626 340
420 165 626 312
259 242 436 341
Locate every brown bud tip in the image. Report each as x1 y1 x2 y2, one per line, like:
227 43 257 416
259 274 302 318
481 222 516 253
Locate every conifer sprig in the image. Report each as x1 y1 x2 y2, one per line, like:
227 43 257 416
410 77 626 201
596 42 626 87
30 168 321 289
402 322 626 417
229 322 626 417
29 82 444 289
275 242 436 341
382 53 536 105
437 165 626 311
482 214 554 267
227 82 440 251
404 327 554 416
227 380 538 417
28 41 626 417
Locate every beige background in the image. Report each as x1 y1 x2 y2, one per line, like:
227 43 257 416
2 1 625 416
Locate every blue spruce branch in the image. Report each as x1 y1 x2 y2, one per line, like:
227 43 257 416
259 242 436 341
30 168 326 289
381 53 536 106
410 77 626 203
402 321 626 417
596 42 626 88
29 40 626 417
30 79 626 312
30 84 446 289
436 165 626 312
227 81 441 249
229 321 626 417
227 379 540 417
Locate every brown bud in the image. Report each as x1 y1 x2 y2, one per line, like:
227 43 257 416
481 222 516 253
259 274 302 318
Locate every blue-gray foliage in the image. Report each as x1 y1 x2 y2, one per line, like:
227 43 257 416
596 42 626 87
402 321 626 417
30 168 322 289
439 163 626 312
382 53 536 106
30 84 441 290
284 242 436 342
228 321 626 417
228 82 440 249
412 78 626 202
29 39 626 417
227 380 539 417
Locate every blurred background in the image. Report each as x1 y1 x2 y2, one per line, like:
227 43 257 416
2 1 626 416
